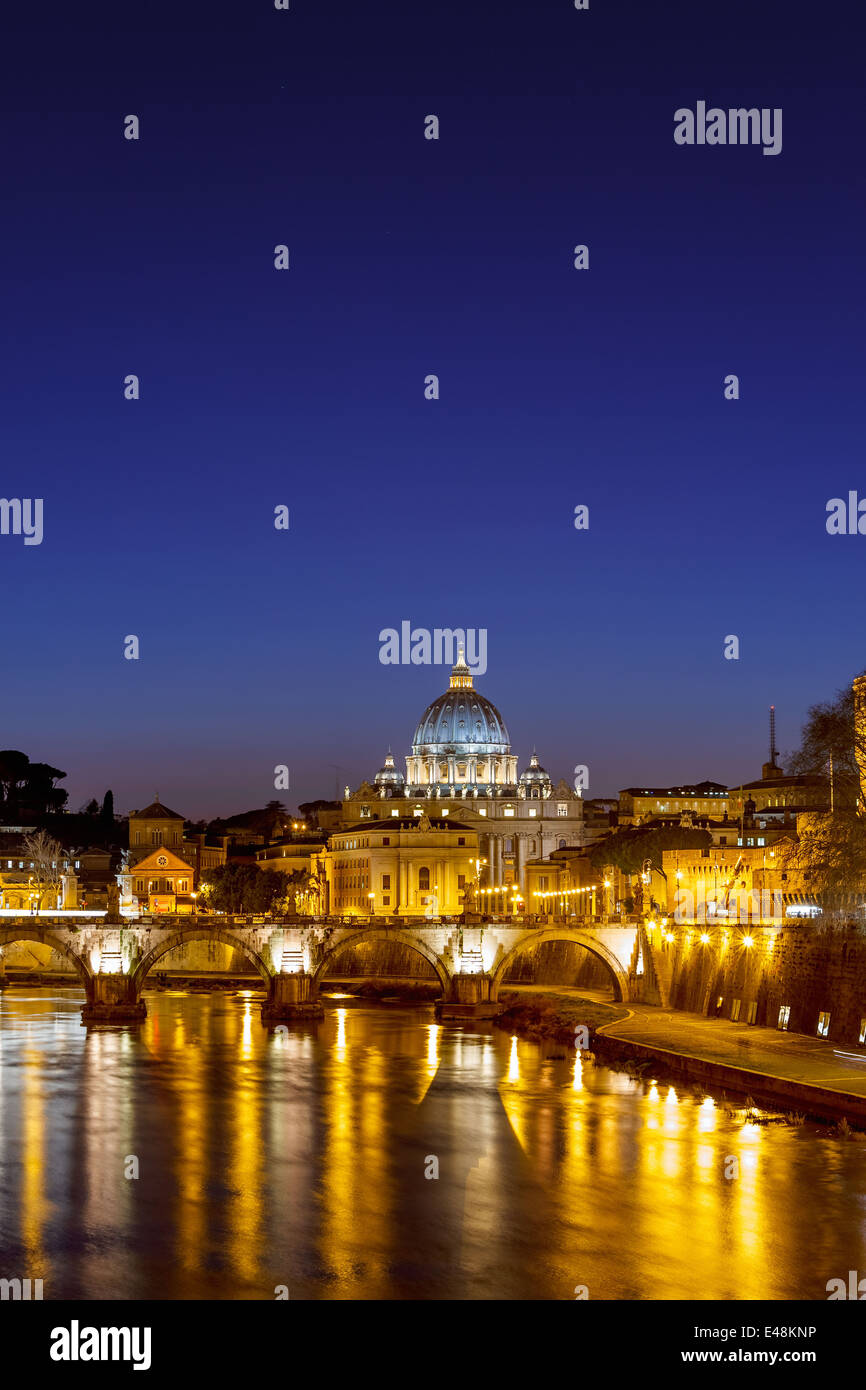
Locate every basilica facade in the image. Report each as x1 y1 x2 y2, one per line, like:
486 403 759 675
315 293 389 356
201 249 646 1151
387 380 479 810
340 648 585 900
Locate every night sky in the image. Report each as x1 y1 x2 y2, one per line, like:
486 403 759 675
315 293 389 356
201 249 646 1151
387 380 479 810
1 0 863 818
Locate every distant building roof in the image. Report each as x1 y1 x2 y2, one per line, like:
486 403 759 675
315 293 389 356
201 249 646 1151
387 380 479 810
731 774 827 792
130 800 185 821
336 817 474 834
619 782 727 798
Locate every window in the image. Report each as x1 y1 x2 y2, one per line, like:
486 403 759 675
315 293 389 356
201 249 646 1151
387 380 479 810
746 1001 757 1025
457 875 465 889
559 838 567 849
529 808 537 817
419 867 430 890
441 808 449 817
382 874 391 889
817 1011 831 1038
557 804 568 817
391 809 399 817
382 837 390 846
478 808 486 816
730 999 741 1021
504 806 515 817
382 896 390 906
179 880 188 892
134 831 140 844
458 837 465 846
778 1005 791 1031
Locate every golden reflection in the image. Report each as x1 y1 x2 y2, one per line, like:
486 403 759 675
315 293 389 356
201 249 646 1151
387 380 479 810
228 1006 263 1283
426 1024 440 1077
572 1051 583 1091
698 1095 717 1133
507 1035 520 1083
21 1044 46 1268
166 1011 206 1270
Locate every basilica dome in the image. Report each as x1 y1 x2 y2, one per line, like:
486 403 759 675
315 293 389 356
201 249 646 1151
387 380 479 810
404 647 518 796
411 653 510 756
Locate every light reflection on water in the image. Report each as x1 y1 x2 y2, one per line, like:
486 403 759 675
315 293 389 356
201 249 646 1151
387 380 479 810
0 987 863 1300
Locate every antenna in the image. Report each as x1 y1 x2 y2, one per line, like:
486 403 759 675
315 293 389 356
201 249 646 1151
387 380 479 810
769 706 778 768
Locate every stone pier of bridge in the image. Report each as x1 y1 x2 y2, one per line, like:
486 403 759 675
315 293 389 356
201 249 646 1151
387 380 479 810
0 917 641 1025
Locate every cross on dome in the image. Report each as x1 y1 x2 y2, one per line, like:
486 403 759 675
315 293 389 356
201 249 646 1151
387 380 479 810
449 643 474 690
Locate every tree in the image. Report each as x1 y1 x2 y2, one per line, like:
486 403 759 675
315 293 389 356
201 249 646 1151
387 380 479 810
21 830 65 912
101 790 114 823
0 750 30 806
24 762 68 814
786 672 865 810
589 825 711 878
783 670 866 897
200 864 291 914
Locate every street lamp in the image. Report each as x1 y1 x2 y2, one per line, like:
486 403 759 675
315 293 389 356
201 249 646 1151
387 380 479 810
368 890 375 917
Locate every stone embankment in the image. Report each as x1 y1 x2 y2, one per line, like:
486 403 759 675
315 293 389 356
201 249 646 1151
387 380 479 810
495 987 866 1127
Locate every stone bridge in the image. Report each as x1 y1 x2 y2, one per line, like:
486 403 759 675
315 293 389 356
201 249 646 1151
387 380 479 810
0 917 642 1023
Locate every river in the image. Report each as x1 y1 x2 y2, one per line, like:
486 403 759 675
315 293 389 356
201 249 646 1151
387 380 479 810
0 987 863 1300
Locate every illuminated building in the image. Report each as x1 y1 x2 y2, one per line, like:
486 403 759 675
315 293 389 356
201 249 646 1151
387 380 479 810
340 649 585 899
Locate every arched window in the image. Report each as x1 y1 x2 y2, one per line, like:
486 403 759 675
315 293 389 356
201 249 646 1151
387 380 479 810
419 866 430 890
559 838 567 849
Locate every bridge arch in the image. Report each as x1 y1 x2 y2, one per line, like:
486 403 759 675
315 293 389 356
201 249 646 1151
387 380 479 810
491 928 629 1002
313 929 452 995
0 928 94 992
131 928 274 993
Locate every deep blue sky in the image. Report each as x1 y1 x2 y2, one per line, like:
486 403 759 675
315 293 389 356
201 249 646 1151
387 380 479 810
1 0 863 818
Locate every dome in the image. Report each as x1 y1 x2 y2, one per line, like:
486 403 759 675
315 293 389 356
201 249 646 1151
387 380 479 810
519 751 553 798
374 751 405 791
519 752 550 784
411 652 510 755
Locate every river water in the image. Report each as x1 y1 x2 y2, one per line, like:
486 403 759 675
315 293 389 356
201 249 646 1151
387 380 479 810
0 987 864 1300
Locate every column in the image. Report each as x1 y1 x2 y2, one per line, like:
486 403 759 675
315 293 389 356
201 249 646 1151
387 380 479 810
399 862 408 912
515 835 525 895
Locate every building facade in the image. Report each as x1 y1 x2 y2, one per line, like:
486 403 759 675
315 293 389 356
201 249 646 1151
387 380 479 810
322 814 479 917
340 650 585 898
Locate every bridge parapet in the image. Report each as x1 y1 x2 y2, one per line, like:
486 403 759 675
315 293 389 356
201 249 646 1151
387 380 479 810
0 917 640 1022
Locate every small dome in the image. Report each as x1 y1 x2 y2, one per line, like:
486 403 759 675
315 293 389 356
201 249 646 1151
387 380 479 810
519 752 552 792
374 751 405 789
520 752 548 781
